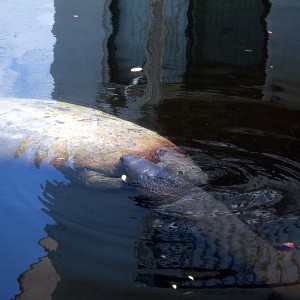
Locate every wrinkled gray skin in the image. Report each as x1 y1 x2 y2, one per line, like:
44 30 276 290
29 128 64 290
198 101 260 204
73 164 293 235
120 154 300 286
121 154 234 217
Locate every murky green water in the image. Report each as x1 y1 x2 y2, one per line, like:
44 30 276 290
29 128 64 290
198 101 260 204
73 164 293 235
1 0 300 299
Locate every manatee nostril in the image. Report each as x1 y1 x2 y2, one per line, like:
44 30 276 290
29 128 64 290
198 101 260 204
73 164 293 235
120 155 127 162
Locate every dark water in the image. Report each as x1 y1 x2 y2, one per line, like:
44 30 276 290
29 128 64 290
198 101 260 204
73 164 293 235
1 0 300 299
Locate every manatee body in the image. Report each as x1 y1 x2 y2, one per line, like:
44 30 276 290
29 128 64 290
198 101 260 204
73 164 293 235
0 98 207 184
121 154 300 286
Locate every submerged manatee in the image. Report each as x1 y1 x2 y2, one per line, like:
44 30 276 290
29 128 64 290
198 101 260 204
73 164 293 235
121 154 241 217
121 154 300 286
0 98 207 184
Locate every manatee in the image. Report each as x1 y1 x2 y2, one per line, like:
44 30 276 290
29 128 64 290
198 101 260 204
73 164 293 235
0 98 207 185
3 97 299 287
120 154 300 286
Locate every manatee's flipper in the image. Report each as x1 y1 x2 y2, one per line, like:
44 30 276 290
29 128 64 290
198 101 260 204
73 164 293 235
78 170 124 189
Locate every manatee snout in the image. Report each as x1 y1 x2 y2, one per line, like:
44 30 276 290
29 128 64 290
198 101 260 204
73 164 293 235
120 154 162 181
120 154 186 190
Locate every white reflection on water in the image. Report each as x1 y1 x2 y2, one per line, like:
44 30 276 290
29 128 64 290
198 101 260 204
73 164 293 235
0 0 55 99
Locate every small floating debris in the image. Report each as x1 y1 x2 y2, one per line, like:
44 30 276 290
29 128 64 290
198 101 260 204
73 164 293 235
275 242 298 251
121 174 127 182
188 275 194 281
268 30 273 34
131 67 143 72
73 14 79 18
172 284 177 289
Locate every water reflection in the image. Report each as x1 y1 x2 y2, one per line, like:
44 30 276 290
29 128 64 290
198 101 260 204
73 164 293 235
19 171 142 299
48 0 300 139
1 0 300 298
49 0 273 118
156 98 300 160
134 212 300 288
13 146 300 297
104 0 270 106
184 0 270 99
0 159 66 299
132 147 300 288
263 1 300 107
1 0 300 110
0 0 55 99
51 0 109 104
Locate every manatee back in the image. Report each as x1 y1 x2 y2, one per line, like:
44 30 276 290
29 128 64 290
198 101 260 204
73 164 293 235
0 98 176 173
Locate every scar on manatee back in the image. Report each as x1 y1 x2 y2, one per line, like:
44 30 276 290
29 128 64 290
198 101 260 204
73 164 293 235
34 145 49 168
13 137 50 168
14 136 31 159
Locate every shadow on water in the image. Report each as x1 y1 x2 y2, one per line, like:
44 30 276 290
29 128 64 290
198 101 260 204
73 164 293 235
1 0 300 299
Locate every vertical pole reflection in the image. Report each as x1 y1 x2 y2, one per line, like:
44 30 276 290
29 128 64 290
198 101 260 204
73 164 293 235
143 0 166 104
184 0 270 99
51 0 109 105
263 0 300 107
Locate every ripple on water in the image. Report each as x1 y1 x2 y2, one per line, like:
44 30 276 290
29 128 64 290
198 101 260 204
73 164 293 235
185 141 300 241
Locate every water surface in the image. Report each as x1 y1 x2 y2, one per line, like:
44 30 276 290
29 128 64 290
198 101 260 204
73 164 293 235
1 0 300 299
